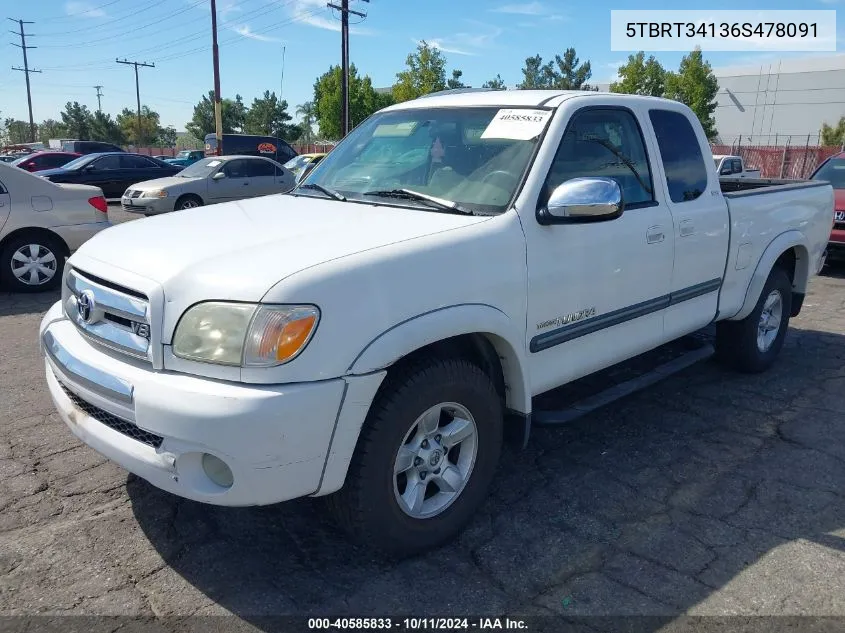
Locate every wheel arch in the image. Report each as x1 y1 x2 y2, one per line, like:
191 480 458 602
0 226 70 258
347 304 531 415
729 231 809 321
174 192 204 209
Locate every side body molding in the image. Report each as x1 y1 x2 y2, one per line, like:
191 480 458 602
347 303 531 415
728 230 810 321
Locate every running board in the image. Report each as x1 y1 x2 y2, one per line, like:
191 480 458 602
532 344 715 426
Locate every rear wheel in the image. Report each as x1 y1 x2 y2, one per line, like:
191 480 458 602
0 233 65 292
716 265 792 373
326 357 503 558
174 194 202 211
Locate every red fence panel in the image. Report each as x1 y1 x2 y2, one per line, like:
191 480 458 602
711 144 842 179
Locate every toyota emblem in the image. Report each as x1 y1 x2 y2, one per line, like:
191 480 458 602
77 290 96 323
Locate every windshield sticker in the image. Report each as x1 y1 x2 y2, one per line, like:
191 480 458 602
481 109 552 140
207 160 221 167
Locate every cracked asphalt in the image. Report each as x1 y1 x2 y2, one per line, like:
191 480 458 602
2 207 845 627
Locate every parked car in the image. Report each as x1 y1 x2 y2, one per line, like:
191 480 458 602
713 154 761 178
809 152 845 260
283 152 326 178
204 133 297 165
121 155 296 214
0 162 109 292
164 149 205 167
40 91 832 556
11 151 81 173
38 152 183 200
60 140 125 155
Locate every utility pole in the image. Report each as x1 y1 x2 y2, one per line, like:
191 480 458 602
210 0 223 155
116 58 154 146
280 45 286 100
94 85 103 113
9 18 41 143
327 0 368 137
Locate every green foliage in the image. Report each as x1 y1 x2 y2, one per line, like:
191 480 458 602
447 69 466 90
517 49 595 90
296 101 316 144
244 90 300 140
4 119 31 144
185 90 247 139
392 41 448 102
821 117 845 146
60 101 93 140
664 48 719 139
116 106 161 145
38 119 68 145
90 111 125 145
158 125 178 148
482 74 507 90
313 64 388 140
610 52 666 96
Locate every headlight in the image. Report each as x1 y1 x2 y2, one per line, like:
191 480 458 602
141 189 168 198
172 302 319 367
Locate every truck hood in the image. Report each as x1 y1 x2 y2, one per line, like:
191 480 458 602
74 194 488 301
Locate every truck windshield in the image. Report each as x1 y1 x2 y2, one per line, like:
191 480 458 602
812 158 845 189
298 106 551 215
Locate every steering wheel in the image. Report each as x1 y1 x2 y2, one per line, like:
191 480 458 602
481 170 518 190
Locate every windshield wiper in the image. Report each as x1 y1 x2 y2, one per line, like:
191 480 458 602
297 182 346 201
586 138 653 196
363 188 474 215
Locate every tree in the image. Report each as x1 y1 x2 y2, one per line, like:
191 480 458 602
821 117 845 146
550 48 595 90
313 64 388 139
296 101 316 144
392 41 448 102
517 49 596 90
60 101 93 140
244 90 301 140
482 74 507 90
116 106 161 145
446 69 466 90
610 52 666 97
185 91 247 139
89 111 125 145
159 125 178 148
664 48 719 140
3 119 30 144
38 119 67 144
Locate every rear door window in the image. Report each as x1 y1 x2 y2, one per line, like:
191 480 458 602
120 154 157 169
245 159 275 178
648 109 708 203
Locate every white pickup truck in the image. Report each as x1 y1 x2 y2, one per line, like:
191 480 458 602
713 154 761 179
39 90 832 556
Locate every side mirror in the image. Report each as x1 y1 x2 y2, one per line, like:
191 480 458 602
720 165 732 175
212 171 226 180
537 177 623 225
83 164 96 172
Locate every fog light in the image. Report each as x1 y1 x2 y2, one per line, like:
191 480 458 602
202 453 233 488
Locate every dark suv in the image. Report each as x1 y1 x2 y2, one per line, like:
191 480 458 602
203 133 297 164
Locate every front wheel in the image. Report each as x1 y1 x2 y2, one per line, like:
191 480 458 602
174 194 203 211
716 266 792 373
326 357 503 558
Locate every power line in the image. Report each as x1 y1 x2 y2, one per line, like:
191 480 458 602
9 18 41 142
327 0 368 137
116 58 155 145
39 0 125 22
39 0 168 37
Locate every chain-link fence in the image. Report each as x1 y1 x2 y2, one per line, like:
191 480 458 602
710 143 843 179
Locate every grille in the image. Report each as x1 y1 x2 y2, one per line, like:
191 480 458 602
60 383 163 449
121 202 147 211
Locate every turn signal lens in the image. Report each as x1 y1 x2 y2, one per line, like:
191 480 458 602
243 306 320 366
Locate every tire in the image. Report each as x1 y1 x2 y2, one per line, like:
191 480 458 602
174 194 202 211
716 265 792 373
0 232 66 293
326 357 503 558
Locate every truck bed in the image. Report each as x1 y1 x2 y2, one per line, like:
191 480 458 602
719 177 829 196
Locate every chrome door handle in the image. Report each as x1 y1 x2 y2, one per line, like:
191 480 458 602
646 226 665 244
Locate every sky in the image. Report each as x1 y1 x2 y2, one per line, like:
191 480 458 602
0 0 841 131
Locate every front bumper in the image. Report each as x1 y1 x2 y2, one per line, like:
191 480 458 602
39 301 383 506
120 196 172 215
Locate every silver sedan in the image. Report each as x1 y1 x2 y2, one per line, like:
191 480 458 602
121 154 296 215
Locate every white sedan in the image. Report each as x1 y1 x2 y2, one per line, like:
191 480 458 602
0 162 110 292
